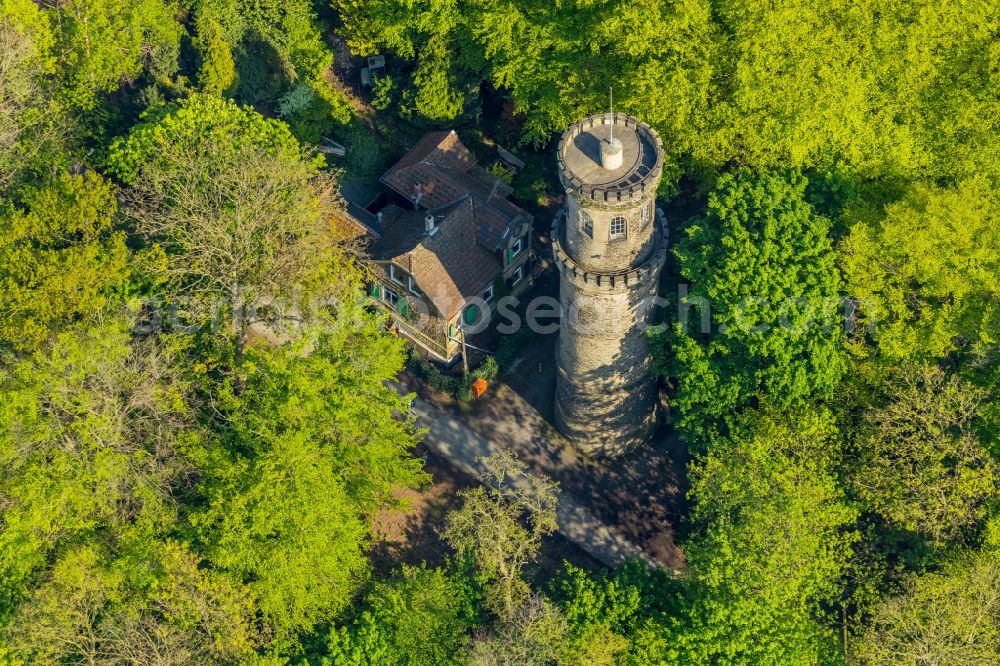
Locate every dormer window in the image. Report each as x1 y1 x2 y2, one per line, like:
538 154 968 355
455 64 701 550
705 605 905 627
610 217 627 240
511 238 523 258
389 264 406 285
511 265 524 286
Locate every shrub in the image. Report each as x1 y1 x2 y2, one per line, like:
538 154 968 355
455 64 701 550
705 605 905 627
409 353 498 401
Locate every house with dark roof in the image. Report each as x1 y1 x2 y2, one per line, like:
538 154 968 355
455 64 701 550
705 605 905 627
363 130 534 364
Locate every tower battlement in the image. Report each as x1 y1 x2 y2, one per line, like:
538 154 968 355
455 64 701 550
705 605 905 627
550 211 668 294
557 113 664 206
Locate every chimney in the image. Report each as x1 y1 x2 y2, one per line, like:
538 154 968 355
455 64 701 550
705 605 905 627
425 214 437 235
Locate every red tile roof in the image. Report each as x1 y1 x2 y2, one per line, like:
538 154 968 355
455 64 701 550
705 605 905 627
371 196 500 321
381 130 531 251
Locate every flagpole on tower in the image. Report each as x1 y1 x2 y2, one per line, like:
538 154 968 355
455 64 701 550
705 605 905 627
609 86 614 142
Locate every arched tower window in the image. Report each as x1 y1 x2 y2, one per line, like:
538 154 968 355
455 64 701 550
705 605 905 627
578 209 593 238
610 216 627 240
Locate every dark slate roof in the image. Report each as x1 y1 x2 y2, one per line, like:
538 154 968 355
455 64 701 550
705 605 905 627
381 130 530 252
370 196 500 321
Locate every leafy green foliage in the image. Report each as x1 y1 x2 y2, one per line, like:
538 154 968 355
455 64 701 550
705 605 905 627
676 406 857 664
856 551 1000 666
849 364 998 546
0 0 63 190
551 561 682 665
108 94 351 390
191 318 425 640
1 0 1000 660
468 593 573 665
0 171 128 351
194 0 351 131
107 93 304 183
47 0 183 111
0 317 199 625
841 177 1000 371
324 564 480 665
401 33 466 121
333 0 482 124
660 170 844 443
443 451 558 619
5 541 258 665
194 17 237 94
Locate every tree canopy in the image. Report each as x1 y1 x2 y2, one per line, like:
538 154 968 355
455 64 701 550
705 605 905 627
660 169 844 442
1 0 999 662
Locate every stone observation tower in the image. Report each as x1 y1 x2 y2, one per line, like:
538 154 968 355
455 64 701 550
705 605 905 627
551 112 667 457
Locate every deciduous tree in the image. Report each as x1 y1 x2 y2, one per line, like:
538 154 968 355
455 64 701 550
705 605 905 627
849 364 998 546
678 406 857 664
48 0 183 111
0 171 128 351
856 552 1000 666
0 0 62 190
324 564 480 665
841 178 1000 372
660 170 844 443
108 95 349 382
443 451 559 620
191 320 426 640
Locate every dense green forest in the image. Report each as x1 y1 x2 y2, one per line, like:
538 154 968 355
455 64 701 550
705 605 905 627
0 0 998 662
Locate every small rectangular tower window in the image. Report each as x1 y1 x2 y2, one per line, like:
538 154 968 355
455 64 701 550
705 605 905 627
640 203 650 228
579 210 593 238
610 216 627 240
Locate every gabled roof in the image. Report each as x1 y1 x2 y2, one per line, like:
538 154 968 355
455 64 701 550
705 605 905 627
381 130 530 252
370 196 500 321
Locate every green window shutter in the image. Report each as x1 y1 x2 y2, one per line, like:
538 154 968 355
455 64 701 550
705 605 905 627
449 324 456 338
370 283 381 298
399 299 409 316
464 305 479 325
507 248 514 264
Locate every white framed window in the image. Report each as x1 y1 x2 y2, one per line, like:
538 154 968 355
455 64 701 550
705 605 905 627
610 217 627 240
511 238 523 258
389 264 405 285
640 203 650 226
483 284 494 302
408 276 419 295
511 266 524 286
578 210 593 238
383 287 399 307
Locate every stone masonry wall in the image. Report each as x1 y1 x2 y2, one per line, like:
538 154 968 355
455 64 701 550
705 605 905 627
552 211 668 456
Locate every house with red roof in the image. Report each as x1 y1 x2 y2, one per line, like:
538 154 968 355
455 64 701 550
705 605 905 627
361 130 534 364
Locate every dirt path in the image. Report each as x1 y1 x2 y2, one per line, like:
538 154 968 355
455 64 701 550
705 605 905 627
400 377 683 571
